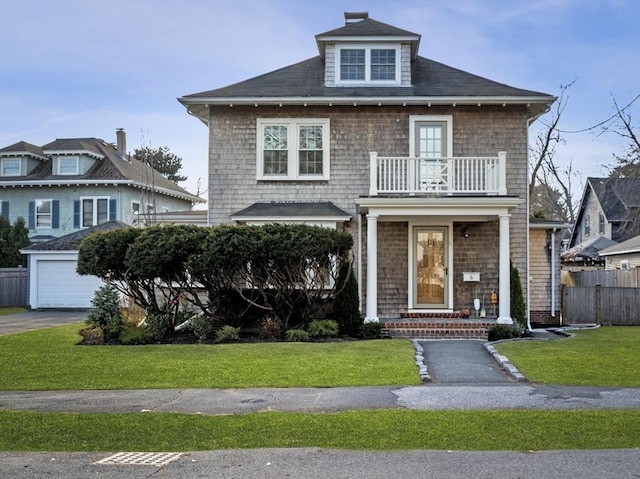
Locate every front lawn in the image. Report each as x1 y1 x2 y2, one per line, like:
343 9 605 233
495 326 640 387
1 409 638 451
0 324 419 390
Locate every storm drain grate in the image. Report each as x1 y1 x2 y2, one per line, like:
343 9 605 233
94 452 184 466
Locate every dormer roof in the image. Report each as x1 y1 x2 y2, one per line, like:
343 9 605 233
315 13 421 59
0 141 47 161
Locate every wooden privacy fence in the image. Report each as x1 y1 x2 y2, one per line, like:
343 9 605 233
562 269 639 287
562 284 640 325
0 267 28 307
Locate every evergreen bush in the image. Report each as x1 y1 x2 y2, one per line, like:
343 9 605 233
215 325 241 343
332 262 362 337
308 319 339 338
360 321 383 339
285 329 310 342
510 262 526 328
86 283 123 341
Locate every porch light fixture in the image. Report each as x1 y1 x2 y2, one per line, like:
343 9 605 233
462 227 470 238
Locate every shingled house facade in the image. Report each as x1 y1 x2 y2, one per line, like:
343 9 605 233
179 13 555 333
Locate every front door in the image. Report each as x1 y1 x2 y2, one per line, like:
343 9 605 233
414 227 448 308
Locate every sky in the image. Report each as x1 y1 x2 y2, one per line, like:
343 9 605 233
1 0 639 205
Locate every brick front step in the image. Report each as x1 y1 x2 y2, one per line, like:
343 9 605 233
383 319 496 340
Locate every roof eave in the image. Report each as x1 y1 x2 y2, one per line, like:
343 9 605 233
0 179 205 204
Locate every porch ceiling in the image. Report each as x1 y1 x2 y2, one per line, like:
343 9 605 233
355 195 524 219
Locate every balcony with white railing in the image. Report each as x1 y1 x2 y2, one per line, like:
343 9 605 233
368 151 507 196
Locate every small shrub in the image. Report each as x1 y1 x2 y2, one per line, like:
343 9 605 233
510 262 526 328
360 321 383 339
189 312 215 341
215 325 241 343
145 311 173 341
488 324 524 341
285 329 310 342
119 325 153 345
79 327 104 345
86 283 123 341
259 315 283 340
308 319 339 338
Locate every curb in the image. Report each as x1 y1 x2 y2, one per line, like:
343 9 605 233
482 342 526 382
411 339 431 382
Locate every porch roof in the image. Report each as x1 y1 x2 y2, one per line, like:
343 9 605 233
231 201 351 223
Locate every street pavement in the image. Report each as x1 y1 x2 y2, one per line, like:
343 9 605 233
1 310 639 478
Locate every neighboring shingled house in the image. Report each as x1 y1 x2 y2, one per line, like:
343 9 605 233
179 12 555 333
598 234 640 271
0 129 203 240
564 177 640 268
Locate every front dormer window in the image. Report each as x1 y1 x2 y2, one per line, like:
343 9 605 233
1 158 20 176
336 44 399 85
57 156 79 175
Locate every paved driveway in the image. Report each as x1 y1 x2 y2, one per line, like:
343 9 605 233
0 309 88 336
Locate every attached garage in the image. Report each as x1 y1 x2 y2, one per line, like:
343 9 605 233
21 221 125 309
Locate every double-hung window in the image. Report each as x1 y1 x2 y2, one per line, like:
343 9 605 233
57 156 79 175
82 197 109 227
337 45 399 84
35 200 52 227
1 158 20 176
257 119 330 180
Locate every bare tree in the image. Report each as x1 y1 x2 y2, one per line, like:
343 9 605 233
602 95 640 178
529 80 579 222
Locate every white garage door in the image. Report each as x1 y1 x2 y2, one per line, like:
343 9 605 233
37 260 104 308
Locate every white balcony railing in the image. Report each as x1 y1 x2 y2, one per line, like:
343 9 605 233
368 152 507 196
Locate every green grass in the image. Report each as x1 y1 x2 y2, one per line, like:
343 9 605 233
0 307 25 316
1 410 638 451
0 324 419 390
495 326 640 387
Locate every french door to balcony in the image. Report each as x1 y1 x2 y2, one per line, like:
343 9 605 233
415 121 448 191
414 227 448 309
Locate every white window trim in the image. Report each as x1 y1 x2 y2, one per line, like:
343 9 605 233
81 196 110 227
131 201 141 214
409 115 454 158
57 156 79 175
1 158 20 176
35 199 53 228
256 118 330 181
335 43 401 86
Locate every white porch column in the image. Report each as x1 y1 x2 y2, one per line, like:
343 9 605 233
369 152 378 196
497 214 513 324
365 213 379 323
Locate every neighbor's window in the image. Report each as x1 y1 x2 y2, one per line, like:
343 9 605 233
82 197 109 227
585 215 591 237
598 213 605 235
257 119 330 180
1 158 20 176
338 45 399 84
57 156 79 175
36 199 52 227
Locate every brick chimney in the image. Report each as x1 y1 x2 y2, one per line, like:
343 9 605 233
116 128 126 159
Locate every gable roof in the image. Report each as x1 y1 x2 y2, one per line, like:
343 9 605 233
570 177 640 246
0 137 203 204
21 220 128 252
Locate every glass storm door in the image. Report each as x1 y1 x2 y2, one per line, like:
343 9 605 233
414 228 447 308
415 122 447 191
